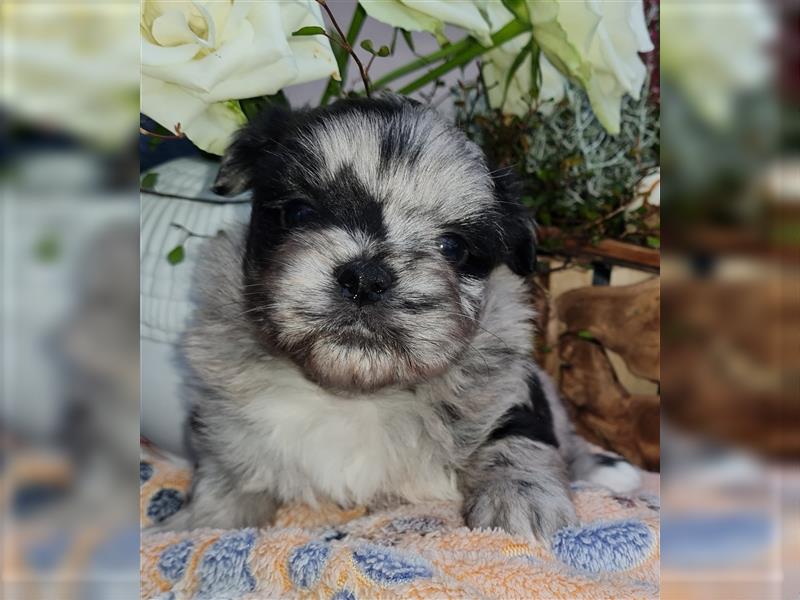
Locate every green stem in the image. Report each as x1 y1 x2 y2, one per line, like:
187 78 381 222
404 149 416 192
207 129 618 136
320 4 367 105
371 36 474 90
396 20 531 95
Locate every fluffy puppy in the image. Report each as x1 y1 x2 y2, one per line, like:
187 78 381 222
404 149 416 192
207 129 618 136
164 95 639 540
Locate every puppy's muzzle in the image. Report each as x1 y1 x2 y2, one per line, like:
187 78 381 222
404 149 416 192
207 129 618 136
335 259 393 306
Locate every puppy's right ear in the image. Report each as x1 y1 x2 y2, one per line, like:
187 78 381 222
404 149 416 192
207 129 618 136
211 105 293 196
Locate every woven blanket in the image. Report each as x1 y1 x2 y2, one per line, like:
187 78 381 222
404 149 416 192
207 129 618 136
141 448 659 599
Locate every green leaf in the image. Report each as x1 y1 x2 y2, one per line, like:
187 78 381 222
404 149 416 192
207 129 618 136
529 40 542 100
577 330 595 341
501 0 529 23
646 236 661 249
346 4 367 47
34 234 60 263
397 19 530 95
292 26 326 37
238 97 266 122
377 45 391 57
320 4 367 106
401 29 415 52
501 43 531 109
140 172 158 190
167 245 185 265
238 92 288 121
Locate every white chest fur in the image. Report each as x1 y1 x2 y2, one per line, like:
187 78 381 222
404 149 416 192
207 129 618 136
233 360 460 507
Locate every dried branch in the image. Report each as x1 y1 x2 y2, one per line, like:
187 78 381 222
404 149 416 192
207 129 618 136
140 123 184 140
316 0 371 97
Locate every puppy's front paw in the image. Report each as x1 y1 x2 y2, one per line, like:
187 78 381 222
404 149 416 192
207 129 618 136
463 478 577 542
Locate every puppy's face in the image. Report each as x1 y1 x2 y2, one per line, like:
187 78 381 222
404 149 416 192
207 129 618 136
214 96 534 392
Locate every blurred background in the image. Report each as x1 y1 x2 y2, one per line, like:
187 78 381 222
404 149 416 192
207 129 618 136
659 1 798 598
2 0 799 598
1 2 140 598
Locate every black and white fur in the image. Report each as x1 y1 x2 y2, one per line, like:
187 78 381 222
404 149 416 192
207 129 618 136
163 95 639 541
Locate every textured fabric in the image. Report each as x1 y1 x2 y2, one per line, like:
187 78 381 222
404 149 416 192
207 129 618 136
140 191 250 345
141 448 659 599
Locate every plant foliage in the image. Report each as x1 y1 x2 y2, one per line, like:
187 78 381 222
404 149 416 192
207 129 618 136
454 74 660 247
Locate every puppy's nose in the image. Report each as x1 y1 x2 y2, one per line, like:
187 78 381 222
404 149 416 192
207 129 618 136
335 260 393 306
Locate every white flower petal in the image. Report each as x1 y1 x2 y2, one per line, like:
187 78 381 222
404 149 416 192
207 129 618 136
586 75 623 134
142 39 200 66
360 0 443 35
539 54 567 103
555 0 603 55
402 0 492 45
628 0 655 52
141 0 339 153
482 0 656 134
360 0 491 45
141 75 208 131
182 101 248 156
595 25 647 97
151 9 196 47
141 75 245 154
279 0 327 33
525 0 558 26
219 1 252 45
287 37 342 85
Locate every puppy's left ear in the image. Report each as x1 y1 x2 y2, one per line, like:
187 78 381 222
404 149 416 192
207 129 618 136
494 168 537 277
212 145 252 197
212 105 294 196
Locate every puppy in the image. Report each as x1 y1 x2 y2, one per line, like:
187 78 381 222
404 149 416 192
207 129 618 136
163 95 639 540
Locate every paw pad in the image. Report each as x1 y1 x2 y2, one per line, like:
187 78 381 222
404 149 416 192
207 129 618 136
552 519 654 573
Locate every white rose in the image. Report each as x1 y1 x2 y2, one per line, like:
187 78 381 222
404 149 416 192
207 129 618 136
661 0 775 127
556 0 653 133
141 0 339 155
360 0 492 46
483 1 653 134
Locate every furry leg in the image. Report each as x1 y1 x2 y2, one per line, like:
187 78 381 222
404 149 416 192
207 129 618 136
150 464 280 532
460 438 577 542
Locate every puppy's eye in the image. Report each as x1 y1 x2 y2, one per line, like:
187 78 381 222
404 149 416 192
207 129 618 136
281 200 316 228
437 233 469 267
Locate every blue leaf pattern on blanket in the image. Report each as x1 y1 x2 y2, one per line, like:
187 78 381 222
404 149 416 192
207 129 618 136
352 543 433 585
147 488 184 523
288 541 331 589
140 461 153 484
158 539 193 582
331 589 356 600
197 529 257 599
552 519 654 574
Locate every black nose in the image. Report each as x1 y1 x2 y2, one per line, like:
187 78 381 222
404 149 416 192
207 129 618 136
335 260 393 306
